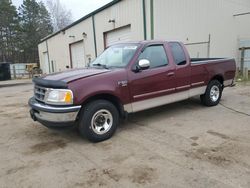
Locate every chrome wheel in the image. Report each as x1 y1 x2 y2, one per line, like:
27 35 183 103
91 109 113 135
210 85 220 102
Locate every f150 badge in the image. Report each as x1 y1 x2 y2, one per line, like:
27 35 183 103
118 80 128 87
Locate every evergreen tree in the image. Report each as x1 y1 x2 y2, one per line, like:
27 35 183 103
0 0 20 62
19 0 53 64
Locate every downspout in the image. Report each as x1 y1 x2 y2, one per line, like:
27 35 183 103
92 15 98 58
207 34 211 58
150 0 154 40
142 0 147 40
45 40 51 73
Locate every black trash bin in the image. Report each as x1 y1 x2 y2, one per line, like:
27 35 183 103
0 63 11 81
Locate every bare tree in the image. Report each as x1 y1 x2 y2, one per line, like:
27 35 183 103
46 0 73 32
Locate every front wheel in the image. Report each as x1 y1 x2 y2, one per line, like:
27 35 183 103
200 80 222 106
78 100 119 142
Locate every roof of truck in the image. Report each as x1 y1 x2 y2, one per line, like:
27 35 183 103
108 40 182 46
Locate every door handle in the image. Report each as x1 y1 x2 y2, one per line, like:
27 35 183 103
167 72 175 77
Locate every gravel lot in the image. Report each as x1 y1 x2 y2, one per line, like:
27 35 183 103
0 80 250 188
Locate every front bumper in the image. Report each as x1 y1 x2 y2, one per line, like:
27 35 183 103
28 97 81 128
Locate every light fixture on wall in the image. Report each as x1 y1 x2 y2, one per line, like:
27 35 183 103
82 32 87 38
108 19 116 29
108 19 115 23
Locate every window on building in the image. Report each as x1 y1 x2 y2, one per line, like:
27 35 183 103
138 45 168 69
169 42 187 65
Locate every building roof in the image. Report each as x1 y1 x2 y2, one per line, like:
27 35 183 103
40 0 121 43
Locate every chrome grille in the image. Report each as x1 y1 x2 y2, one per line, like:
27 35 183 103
34 85 47 102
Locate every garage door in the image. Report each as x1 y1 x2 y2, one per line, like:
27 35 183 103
70 41 85 68
105 26 131 47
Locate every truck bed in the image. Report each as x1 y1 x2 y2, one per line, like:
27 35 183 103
190 58 236 85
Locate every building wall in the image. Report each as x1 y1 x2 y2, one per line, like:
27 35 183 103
94 0 144 54
153 0 250 61
38 0 250 73
38 0 144 74
39 17 95 73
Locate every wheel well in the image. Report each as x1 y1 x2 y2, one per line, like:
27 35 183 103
211 75 224 85
80 94 125 118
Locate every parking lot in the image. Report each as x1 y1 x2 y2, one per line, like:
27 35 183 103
0 80 250 188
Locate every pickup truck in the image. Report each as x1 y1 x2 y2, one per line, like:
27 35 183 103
29 40 236 142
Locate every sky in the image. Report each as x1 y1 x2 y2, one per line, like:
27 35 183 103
12 0 113 21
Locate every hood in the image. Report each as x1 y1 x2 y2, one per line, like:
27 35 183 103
43 68 111 83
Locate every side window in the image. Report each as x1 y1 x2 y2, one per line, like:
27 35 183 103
138 45 168 69
169 42 187 65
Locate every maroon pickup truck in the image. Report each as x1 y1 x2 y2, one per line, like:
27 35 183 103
29 41 236 142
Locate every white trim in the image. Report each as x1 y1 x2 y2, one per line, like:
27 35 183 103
191 58 233 65
124 103 133 113
133 88 175 99
176 85 190 90
189 86 206 96
224 79 233 86
133 82 204 99
124 86 206 113
191 81 204 86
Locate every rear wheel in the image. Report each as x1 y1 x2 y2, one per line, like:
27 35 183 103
78 100 119 142
200 80 222 106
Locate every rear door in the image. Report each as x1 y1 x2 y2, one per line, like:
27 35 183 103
169 42 191 94
128 43 176 112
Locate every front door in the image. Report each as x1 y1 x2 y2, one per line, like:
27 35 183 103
128 44 175 112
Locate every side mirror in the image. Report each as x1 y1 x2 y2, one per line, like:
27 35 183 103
138 59 150 70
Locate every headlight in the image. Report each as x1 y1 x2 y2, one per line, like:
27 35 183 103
45 89 73 105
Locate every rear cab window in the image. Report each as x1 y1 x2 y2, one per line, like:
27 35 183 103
138 45 169 69
169 42 187 66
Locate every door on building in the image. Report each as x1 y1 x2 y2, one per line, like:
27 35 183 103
105 25 131 48
239 39 250 70
70 41 85 68
43 52 50 74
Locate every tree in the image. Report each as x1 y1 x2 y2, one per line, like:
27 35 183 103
19 0 53 64
0 0 20 62
46 0 73 32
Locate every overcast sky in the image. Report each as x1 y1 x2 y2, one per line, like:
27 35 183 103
12 0 113 21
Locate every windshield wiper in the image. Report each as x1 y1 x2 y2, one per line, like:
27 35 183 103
92 63 109 69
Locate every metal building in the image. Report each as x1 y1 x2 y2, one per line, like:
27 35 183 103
38 0 250 73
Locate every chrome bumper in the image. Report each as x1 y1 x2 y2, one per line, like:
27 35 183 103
29 97 81 126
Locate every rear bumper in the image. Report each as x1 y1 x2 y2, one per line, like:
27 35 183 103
224 79 235 87
28 97 81 128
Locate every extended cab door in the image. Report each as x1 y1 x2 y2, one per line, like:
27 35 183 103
168 42 191 94
127 43 176 112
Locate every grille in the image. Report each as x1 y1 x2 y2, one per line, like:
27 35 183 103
34 85 47 102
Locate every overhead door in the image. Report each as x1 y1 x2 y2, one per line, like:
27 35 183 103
105 25 131 47
70 41 85 68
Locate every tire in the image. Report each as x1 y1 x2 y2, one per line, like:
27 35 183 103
200 80 222 106
78 100 119 142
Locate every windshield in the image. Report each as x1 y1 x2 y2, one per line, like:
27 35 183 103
90 44 139 68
